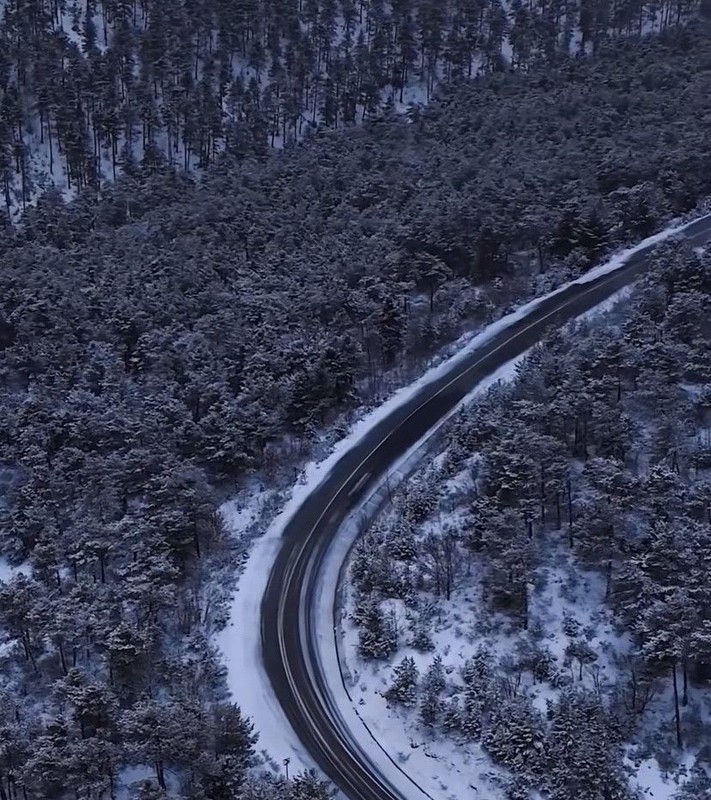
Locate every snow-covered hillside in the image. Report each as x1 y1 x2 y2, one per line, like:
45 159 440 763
0 0 702 216
339 239 711 799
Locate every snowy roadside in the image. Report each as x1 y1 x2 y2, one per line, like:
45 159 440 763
318 355 529 800
332 270 711 799
214 212 711 782
334 497 634 799
320 280 640 800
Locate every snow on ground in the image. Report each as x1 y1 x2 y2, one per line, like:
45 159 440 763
336 545 624 798
576 284 635 324
0 557 30 582
215 211 711 786
626 755 689 799
575 214 711 284
0 559 31 656
339 209 709 436
216 354 529 787
336 438 647 798
332 282 711 798
405 211 709 396
116 765 156 800
216 485 318 775
337 510 706 800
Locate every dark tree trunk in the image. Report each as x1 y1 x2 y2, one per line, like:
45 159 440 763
193 527 201 559
156 760 166 790
682 658 688 706
58 639 68 676
672 660 682 747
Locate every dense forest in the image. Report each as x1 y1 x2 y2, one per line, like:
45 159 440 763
346 238 711 798
0 0 703 208
1 13 711 800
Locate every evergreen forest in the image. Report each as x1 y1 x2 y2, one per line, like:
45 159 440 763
0 7 711 800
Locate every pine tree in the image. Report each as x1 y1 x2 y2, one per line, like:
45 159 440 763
422 654 446 694
384 657 419 706
419 687 440 729
290 770 334 800
357 599 397 660
409 613 435 652
545 690 630 800
482 696 546 775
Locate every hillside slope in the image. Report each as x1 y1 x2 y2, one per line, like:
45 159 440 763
0 0 701 213
343 239 711 799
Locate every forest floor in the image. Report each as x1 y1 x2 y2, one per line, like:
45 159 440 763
337 515 704 799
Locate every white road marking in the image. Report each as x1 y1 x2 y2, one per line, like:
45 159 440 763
347 472 371 499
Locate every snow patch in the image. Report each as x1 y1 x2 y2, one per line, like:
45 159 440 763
626 754 697 799
116 765 156 799
0 558 30 583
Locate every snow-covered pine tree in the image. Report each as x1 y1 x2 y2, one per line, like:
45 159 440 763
384 657 419 707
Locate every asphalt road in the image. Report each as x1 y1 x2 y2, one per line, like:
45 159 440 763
261 216 711 800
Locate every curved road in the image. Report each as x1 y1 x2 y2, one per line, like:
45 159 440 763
261 216 711 800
